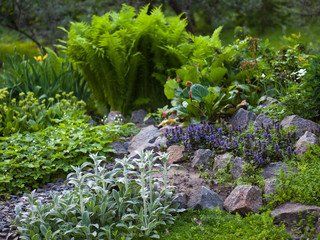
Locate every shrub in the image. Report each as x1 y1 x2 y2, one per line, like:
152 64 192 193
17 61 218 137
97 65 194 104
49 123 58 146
0 89 86 136
0 50 90 102
0 121 137 194
15 151 179 239
65 5 190 114
268 145 320 207
159 209 290 239
0 41 40 61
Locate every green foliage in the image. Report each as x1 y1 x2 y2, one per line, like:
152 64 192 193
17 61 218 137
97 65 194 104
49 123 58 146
15 151 179 239
159 209 290 239
0 50 90 102
0 89 86 136
268 145 320 207
0 120 137 194
65 5 190 114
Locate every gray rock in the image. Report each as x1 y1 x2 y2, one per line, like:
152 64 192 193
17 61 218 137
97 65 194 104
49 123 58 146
213 153 233 171
258 96 279 108
263 162 288 179
223 185 262 214
254 114 274 129
295 131 318 155
271 203 320 230
230 108 256 131
230 157 244 180
111 141 129 158
191 149 213 169
280 115 320 138
167 145 185 164
264 178 277 196
213 153 243 180
192 186 223 210
128 125 161 155
107 111 124 123
131 109 147 124
173 193 188 209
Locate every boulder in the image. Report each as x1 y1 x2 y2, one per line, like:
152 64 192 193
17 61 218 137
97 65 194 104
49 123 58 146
213 153 243 180
128 125 163 157
192 186 223 210
295 131 318 155
167 145 185 164
107 111 124 123
191 149 213 169
271 203 320 229
264 178 277 196
223 185 262 214
230 108 256 131
263 162 288 179
110 141 129 158
131 109 147 124
173 192 188 209
280 115 320 138
254 114 274 129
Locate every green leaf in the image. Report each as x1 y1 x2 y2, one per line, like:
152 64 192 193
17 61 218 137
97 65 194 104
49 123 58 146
190 84 209 101
164 79 179 99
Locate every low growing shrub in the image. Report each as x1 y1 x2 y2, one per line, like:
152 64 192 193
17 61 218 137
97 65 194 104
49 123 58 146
0 120 137 194
15 151 179 239
159 209 290 239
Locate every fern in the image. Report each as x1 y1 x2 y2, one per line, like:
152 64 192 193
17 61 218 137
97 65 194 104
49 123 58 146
65 5 190 114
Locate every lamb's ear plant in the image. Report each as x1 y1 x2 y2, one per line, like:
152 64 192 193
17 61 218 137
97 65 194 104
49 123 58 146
15 150 179 239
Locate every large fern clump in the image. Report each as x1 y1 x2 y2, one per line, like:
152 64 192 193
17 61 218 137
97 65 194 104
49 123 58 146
65 5 190 114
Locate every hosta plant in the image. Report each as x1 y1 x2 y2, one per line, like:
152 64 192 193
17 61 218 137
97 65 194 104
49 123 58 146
15 151 179 239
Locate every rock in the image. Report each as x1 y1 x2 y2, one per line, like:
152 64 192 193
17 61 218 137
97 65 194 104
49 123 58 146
131 109 147 124
264 178 277 196
258 96 279 108
191 149 213 169
192 186 223 210
254 114 274 129
144 117 156 125
213 153 243 180
230 108 256 131
280 115 320 138
128 125 162 156
167 145 185 164
295 131 318 155
111 141 129 158
173 193 188 209
223 185 262 214
271 203 320 230
263 162 288 179
107 111 124 123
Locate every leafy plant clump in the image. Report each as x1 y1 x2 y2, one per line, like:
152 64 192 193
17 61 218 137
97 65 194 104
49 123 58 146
0 89 86 136
15 151 179 239
0 120 137 194
65 5 189 114
268 145 320 207
159 209 290 240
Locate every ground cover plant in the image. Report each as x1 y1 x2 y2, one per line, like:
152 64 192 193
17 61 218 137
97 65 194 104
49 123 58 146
15 151 179 239
159 209 290 240
0 120 137 195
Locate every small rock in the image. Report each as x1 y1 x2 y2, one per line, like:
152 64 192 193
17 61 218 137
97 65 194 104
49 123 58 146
191 149 213 169
213 153 233 171
264 178 277 196
111 141 129 158
230 157 244 180
271 203 320 229
295 131 318 155
223 185 262 214
131 109 147 124
258 96 279 108
173 193 188 209
213 154 243 180
107 111 124 123
280 115 320 138
192 186 223 210
230 108 256 131
254 114 274 129
263 162 288 179
167 145 185 164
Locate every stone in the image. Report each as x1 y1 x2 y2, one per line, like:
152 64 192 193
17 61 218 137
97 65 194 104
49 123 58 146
280 115 320 138
223 185 262 214
107 111 124 123
128 125 165 158
254 114 274 129
258 96 279 108
213 153 243 180
167 145 185 164
230 108 256 131
111 141 129 158
264 178 277 196
263 162 288 179
271 203 320 229
191 149 213 169
192 186 223 210
295 131 318 155
131 109 147 124
173 193 188 209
